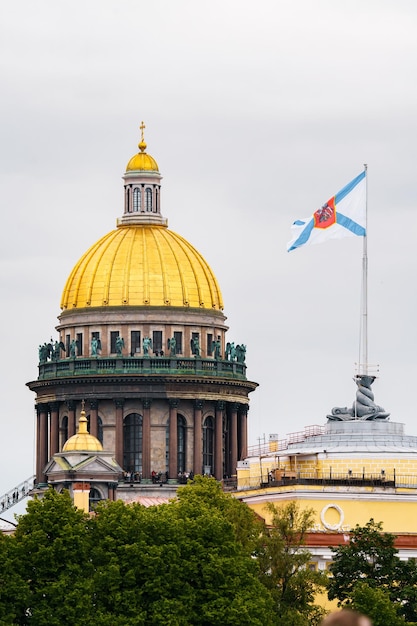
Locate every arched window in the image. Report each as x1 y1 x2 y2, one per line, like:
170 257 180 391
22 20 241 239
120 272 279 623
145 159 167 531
133 187 141 212
145 188 152 211
61 416 68 450
89 487 102 511
86 415 104 445
177 415 186 474
125 187 131 213
123 413 143 473
203 416 214 475
97 417 103 444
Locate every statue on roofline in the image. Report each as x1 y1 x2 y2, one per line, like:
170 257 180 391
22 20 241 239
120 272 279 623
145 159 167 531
327 375 390 421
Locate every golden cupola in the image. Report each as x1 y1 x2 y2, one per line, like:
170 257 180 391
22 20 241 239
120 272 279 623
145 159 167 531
60 123 223 311
63 408 103 452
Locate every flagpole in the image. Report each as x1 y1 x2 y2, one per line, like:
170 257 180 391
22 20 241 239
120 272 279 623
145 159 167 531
361 163 368 376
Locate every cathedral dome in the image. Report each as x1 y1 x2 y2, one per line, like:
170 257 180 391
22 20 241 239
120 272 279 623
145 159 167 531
61 124 224 311
61 224 223 310
63 410 103 452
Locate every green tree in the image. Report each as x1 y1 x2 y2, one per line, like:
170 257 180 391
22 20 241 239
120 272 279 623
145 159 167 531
175 475 264 552
89 477 274 625
256 501 327 626
328 519 417 623
0 488 94 625
1 479 274 625
328 519 398 603
349 582 407 626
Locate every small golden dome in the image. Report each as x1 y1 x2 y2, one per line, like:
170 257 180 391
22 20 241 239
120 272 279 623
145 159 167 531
126 152 159 172
61 225 223 310
126 121 159 172
63 409 103 452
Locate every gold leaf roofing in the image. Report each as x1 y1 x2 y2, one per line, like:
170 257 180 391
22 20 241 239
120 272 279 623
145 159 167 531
126 152 159 172
62 411 103 452
61 225 224 310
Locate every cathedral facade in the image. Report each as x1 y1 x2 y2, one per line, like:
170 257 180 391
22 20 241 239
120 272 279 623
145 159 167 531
27 126 257 498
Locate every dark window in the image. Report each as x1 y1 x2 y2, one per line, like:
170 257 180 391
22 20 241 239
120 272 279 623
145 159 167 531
76 333 83 357
65 334 70 358
89 487 102 511
123 413 143 473
131 330 141 355
155 187 159 213
174 331 182 354
86 415 103 444
177 415 186 473
125 187 130 213
110 331 119 354
203 416 214 475
145 188 152 211
133 187 141 212
207 333 213 356
61 416 68 450
97 417 103 444
153 330 162 353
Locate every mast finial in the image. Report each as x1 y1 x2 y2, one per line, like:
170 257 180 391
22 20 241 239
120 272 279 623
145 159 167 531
138 121 147 152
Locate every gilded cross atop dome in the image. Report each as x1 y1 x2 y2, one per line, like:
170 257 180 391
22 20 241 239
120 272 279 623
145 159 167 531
126 121 158 172
139 121 147 152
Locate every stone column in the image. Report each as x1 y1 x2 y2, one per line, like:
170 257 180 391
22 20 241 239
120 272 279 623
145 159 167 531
67 400 76 438
49 402 60 456
89 400 98 438
114 399 124 469
193 399 203 476
142 399 151 478
168 399 178 478
214 401 224 481
238 405 248 460
229 403 238 477
36 404 49 483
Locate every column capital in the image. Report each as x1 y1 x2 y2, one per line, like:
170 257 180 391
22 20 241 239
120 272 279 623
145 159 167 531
238 403 249 414
142 399 152 409
114 399 125 409
89 400 98 410
48 401 60 412
194 399 204 410
229 402 239 412
66 400 76 411
36 403 49 415
169 399 179 409
215 400 225 411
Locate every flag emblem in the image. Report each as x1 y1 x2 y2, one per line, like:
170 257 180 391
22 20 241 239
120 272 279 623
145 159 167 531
314 198 336 229
287 171 366 252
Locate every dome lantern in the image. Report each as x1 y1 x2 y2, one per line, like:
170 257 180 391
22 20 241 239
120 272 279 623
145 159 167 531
120 122 166 227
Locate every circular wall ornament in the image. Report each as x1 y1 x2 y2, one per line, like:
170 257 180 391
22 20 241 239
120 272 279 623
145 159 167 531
320 503 344 531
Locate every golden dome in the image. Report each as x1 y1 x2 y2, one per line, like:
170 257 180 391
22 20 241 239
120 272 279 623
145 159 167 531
61 225 223 310
126 151 159 172
63 410 103 452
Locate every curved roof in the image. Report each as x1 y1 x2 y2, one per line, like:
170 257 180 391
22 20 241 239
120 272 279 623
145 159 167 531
126 150 159 172
63 411 103 452
61 224 224 310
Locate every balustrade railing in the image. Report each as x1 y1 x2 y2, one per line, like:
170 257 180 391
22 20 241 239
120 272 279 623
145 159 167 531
236 469 416 491
38 356 247 380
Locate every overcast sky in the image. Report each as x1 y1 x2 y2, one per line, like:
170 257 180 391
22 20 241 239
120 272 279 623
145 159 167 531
1 0 417 519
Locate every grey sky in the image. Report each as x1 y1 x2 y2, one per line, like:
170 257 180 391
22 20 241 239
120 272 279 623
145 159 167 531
1 0 417 516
